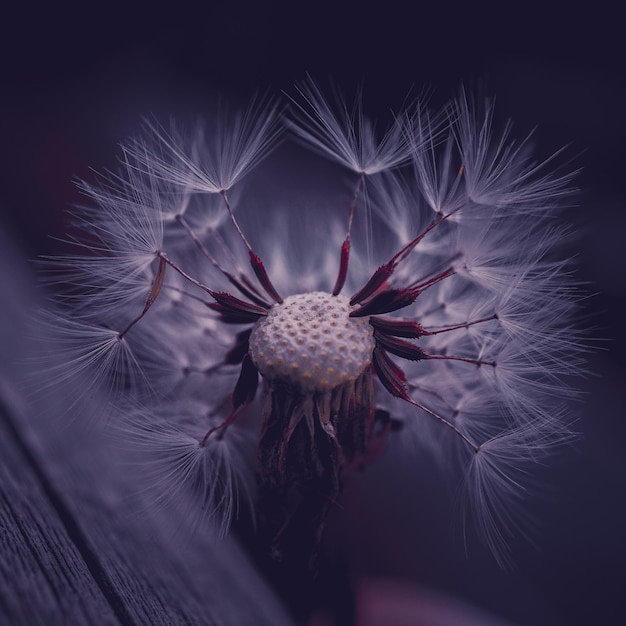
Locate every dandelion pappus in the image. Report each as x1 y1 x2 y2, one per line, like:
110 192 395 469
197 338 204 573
41 79 585 571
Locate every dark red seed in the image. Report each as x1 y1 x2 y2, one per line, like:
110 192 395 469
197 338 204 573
350 287 420 317
372 346 409 400
332 238 351 296
249 251 283 304
374 331 428 361
206 303 265 324
223 270 271 308
231 354 259 411
207 291 268 323
210 291 268 315
369 315 426 338
224 328 253 364
349 262 394 305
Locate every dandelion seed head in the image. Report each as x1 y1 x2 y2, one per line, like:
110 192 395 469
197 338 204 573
38 81 588 568
249 292 375 392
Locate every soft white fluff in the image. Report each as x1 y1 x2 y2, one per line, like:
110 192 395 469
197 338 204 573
41 78 585 566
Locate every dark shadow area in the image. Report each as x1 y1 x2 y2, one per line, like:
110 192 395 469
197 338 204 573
1 2 624 625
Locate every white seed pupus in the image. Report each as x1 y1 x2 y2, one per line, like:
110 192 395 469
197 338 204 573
249 292 375 392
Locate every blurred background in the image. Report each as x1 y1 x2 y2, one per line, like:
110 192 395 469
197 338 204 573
1 1 624 624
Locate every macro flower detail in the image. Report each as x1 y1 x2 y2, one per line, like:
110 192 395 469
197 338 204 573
43 81 583 569
248 292 376 391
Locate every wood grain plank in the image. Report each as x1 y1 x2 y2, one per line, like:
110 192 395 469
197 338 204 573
0 396 119 626
0 232 294 626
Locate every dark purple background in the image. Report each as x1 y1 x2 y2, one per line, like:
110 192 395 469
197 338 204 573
1 2 624 624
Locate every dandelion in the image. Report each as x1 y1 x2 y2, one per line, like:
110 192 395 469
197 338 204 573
43 79 584 569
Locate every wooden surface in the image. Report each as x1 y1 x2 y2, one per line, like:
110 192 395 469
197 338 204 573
0 235 293 626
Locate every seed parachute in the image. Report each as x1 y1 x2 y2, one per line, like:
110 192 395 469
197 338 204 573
41 80 584 569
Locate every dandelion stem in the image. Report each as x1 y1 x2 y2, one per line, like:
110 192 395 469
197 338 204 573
175 214 270 307
175 214 220 264
406 396 480 453
158 252 214 295
221 190 283 304
220 190 253 252
118 255 166 339
390 205 463 266
410 266 456 291
332 174 364 295
208 225 255 283
372 345 479 452
350 205 464 305
163 285 211 305
423 314 498 336
199 355 258 446
406 380 457 411
427 355 496 367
